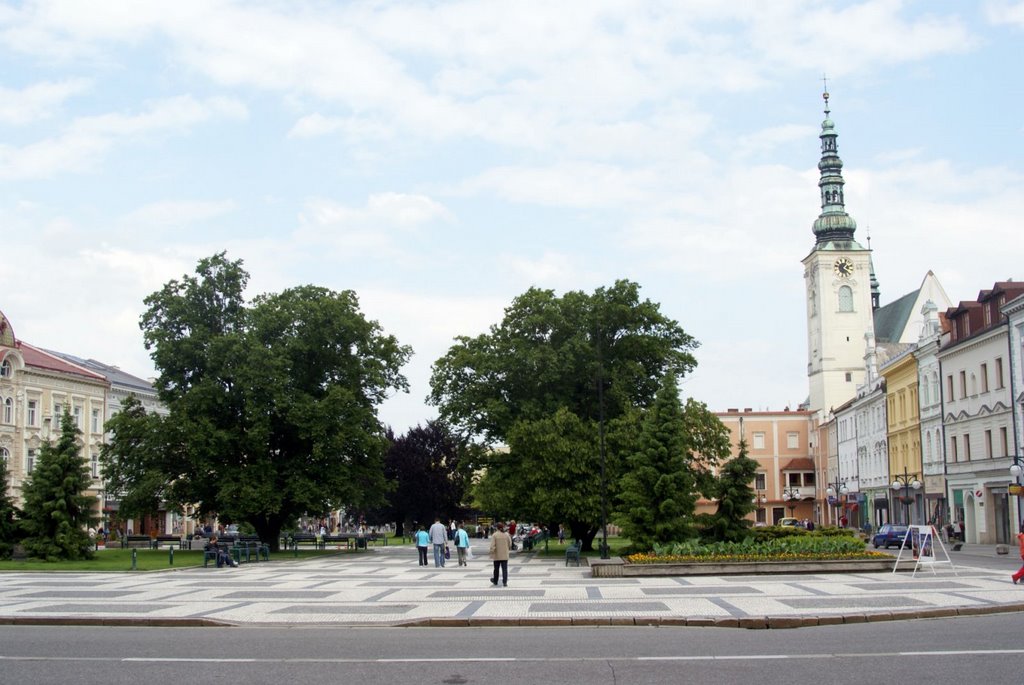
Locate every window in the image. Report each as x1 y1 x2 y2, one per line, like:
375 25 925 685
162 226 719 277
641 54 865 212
980 363 989 393
27 399 37 426
91 452 99 479
26 448 36 472
754 473 766 490
985 430 992 459
0 447 7 464
2 397 11 424
0 359 10 377
845 372 852 382
753 432 765 449
787 432 798 449
947 376 954 401
959 371 966 399
788 473 801 487
964 434 971 460
951 436 958 462
804 472 816 486
53 402 64 430
91 408 101 434
995 357 1005 389
73 405 82 429
838 286 853 312
1001 427 1009 458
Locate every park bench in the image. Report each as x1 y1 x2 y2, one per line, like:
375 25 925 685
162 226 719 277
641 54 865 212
124 535 153 549
284 532 323 550
565 540 581 566
151 534 182 549
203 541 239 568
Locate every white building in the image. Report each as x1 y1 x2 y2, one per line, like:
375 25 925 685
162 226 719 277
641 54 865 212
940 282 1024 544
915 301 947 524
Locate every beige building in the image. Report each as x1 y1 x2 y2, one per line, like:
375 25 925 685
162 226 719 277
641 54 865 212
0 310 109 510
714 409 815 525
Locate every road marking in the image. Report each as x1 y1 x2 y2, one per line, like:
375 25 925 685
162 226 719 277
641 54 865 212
4 650 1024 664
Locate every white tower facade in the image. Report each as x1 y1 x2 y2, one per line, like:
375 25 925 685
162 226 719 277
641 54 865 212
803 91 875 418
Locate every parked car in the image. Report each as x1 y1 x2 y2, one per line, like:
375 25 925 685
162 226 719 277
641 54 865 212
778 518 801 527
872 524 911 549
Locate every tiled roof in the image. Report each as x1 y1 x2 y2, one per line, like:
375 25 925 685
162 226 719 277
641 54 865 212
44 349 155 393
781 458 815 471
18 342 109 384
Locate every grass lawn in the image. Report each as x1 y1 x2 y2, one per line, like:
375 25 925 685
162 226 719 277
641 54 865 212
0 548 358 572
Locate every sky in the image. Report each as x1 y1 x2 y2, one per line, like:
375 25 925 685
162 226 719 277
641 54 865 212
2 1 1023 434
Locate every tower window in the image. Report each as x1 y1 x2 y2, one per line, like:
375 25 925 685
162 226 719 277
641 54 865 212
838 286 853 312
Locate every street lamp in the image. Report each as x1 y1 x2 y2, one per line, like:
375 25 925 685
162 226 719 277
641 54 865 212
825 479 849 527
783 488 800 517
890 467 922 525
752 490 767 525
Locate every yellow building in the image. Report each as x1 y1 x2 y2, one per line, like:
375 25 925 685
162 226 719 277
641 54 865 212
880 348 923 525
0 310 109 510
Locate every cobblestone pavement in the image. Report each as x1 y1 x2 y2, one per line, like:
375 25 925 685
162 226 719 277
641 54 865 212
1 543 1022 628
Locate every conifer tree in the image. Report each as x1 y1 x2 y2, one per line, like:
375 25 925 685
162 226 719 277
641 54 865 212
617 372 716 550
707 439 759 542
19 410 96 561
0 453 19 559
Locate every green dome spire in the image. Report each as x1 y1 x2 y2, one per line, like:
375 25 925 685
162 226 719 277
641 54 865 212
812 88 860 247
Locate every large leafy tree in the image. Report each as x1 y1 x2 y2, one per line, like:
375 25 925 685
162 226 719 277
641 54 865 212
705 439 759 542
0 452 19 559
102 253 411 550
19 410 96 561
365 421 479 536
429 280 698 549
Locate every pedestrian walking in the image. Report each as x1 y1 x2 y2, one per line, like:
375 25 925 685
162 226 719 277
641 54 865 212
455 522 470 566
489 521 512 587
414 525 430 566
558 524 565 544
1011 524 1024 585
429 517 448 568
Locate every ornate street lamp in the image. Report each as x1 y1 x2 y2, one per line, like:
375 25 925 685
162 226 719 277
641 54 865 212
782 488 800 517
825 479 849 526
890 467 922 525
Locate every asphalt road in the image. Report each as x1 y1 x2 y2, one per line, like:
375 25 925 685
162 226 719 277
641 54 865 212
2 614 1021 685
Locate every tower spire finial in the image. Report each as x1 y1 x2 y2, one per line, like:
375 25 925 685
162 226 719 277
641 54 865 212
822 73 830 115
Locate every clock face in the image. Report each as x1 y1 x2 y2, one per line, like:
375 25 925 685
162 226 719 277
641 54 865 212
834 258 854 278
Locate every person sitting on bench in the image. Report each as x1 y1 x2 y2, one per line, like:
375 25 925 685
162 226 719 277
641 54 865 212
205 536 238 568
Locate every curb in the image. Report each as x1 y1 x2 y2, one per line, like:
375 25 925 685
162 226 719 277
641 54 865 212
3 604 1023 629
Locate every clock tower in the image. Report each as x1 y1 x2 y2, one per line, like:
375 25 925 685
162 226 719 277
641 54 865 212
803 90 875 417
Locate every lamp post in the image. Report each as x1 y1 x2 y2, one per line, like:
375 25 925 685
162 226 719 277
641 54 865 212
783 488 800 517
752 490 767 525
825 479 849 527
890 467 922 525
1010 456 1024 530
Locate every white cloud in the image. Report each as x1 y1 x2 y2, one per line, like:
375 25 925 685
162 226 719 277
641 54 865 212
986 1 1024 28
0 78 91 123
0 95 247 179
122 200 236 227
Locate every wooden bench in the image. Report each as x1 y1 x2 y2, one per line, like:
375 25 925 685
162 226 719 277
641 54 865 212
151 535 182 549
123 535 153 549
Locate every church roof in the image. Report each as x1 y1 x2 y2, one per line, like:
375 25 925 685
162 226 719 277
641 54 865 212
873 288 919 343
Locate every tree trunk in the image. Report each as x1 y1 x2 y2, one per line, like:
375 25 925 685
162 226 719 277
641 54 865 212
252 513 285 552
569 522 599 551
